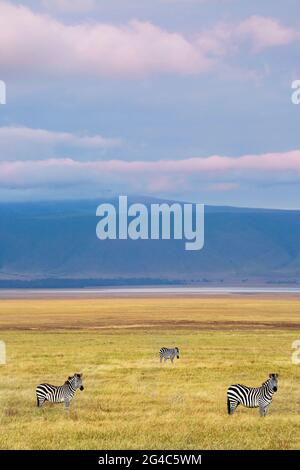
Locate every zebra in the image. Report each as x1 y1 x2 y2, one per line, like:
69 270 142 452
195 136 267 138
36 373 84 409
159 347 180 363
227 373 279 417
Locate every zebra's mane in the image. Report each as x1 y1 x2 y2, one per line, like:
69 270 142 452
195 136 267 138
65 376 74 385
262 378 272 387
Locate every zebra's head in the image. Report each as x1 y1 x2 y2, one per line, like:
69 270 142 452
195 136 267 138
68 373 84 391
175 347 180 359
268 373 279 392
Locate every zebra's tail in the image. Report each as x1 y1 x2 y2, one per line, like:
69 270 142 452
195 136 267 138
227 397 231 415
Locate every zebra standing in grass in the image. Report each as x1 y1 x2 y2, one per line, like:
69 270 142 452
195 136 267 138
159 347 180 363
36 373 84 409
227 373 279 417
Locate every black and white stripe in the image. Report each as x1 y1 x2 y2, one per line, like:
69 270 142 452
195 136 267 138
36 373 84 409
159 347 180 363
227 373 279 416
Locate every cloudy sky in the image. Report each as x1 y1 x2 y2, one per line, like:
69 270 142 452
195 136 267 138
0 0 300 208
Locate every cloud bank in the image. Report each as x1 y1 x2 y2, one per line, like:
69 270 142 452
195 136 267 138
1 151 300 195
0 1 298 78
0 126 120 160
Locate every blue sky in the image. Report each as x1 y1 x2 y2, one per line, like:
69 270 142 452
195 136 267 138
0 0 300 208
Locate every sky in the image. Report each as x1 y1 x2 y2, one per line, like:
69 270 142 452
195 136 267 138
0 0 300 208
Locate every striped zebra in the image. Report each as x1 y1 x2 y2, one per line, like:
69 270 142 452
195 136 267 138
227 373 279 417
159 347 180 363
36 373 84 409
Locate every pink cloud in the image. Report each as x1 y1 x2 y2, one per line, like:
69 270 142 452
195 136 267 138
0 2 298 78
237 15 299 52
1 150 300 193
0 126 120 151
0 1 211 77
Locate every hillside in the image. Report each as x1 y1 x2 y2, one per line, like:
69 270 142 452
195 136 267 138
0 199 300 287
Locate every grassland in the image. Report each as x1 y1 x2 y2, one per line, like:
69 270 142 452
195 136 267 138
0 296 299 450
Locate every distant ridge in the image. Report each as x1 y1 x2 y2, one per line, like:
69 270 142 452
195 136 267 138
0 198 300 287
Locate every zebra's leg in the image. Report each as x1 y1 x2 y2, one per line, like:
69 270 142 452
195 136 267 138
37 396 45 408
227 398 239 415
259 404 268 417
64 400 70 410
160 355 163 363
171 357 174 364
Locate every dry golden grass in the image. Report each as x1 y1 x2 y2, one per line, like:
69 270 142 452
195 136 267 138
0 297 300 330
0 296 299 450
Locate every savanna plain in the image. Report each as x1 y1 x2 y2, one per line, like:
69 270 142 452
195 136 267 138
0 296 299 450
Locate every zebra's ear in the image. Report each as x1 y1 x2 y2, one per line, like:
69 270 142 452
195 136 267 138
68 376 72 380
